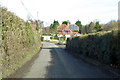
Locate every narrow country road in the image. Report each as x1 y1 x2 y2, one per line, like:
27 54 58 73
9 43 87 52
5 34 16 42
11 42 116 78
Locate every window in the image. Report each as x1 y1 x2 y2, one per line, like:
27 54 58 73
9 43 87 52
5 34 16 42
63 30 65 33
71 30 73 33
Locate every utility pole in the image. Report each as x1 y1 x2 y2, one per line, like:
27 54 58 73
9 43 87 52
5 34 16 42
36 11 40 32
37 11 42 35
37 11 39 21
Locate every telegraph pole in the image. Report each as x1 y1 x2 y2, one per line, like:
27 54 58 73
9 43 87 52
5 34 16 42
37 11 40 32
37 11 39 21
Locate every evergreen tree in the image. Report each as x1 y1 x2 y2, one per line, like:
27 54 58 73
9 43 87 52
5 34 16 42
88 22 95 33
52 20 59 34
50 24 53 33
75 20 82 33
94 22 102 32
85 25 88 34
62 21 68 25
36 20 39 31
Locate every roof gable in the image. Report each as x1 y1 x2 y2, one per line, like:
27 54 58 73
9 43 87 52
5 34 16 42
57 24 69 31
69 24 79 31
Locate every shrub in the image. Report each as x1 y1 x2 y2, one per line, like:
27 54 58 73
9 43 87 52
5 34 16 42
66 30 119 65
54 37 59 40
1 7 41 77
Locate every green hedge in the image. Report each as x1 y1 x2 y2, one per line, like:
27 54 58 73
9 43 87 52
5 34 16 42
54 37 59 40
50 36 66 40
1 7 41 78
66 30 119 65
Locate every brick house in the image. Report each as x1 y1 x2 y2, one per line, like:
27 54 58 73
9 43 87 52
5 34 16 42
57 24 79 35
42 26 51 34
28 20 43 33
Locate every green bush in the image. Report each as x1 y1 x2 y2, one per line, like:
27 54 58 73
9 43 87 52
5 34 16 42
49 36 66 41
1 7 41 77
66 30 119 65
54 37 59 40
60 36 66 40
50 37 53 39
43 40 50 42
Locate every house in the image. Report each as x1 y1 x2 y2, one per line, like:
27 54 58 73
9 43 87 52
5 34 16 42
57 24 79 35
28 20 43 33
42 26 51 34
57 24 69 35
69 24 79 35
29 20 37 29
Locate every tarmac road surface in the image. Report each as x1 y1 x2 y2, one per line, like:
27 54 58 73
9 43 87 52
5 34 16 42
11 42 116 78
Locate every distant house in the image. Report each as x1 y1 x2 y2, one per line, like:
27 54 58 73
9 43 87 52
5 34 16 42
42 26 51 34
57 24 79 35
57 24 69 35
29 20 37 29
28 20 43 33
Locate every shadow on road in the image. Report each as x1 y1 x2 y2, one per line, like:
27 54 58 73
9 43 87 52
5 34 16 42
43 46 118 78
7 42 118 78
43 47 70 78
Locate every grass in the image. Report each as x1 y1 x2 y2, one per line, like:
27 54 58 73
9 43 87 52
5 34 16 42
43 39 66 44
0 60 2 63
18 46 41 69
43 40 50 42
50 40 59 43
2 45 41 78
1 6 42 78
0 60 1 79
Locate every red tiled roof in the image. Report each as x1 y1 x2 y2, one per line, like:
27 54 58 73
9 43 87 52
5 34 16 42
57 24 69 31
57 24 79 35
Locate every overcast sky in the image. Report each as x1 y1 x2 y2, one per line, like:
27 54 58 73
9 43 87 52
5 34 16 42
0 0 119 27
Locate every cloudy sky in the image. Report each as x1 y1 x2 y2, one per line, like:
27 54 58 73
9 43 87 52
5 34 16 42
0 0 119 27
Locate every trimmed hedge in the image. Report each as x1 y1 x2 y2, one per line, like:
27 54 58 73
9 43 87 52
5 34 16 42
66 30 119 65
1 7 41 77
50 36 66 40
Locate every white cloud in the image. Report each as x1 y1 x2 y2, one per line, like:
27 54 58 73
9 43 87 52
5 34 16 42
0 0 119 26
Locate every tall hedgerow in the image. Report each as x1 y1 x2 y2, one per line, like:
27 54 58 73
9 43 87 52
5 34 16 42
1 7 41 77
66 30 119 66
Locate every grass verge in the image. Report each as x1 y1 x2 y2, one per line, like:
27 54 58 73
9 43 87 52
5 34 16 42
2 45 42 78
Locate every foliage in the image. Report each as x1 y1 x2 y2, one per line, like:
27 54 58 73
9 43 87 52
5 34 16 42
94 22 102 32
36 20 39 31
26 22 35 45
103 20 118 31
50 24 53 33
88 22 96 33
66 30 119 65
84 25 89 34
62 21 68 25
75 20 82 33
50 36 66 40
1 7 41 77
52 20 59 34
62 20 70 26
43 40 50 42
81 21 102 34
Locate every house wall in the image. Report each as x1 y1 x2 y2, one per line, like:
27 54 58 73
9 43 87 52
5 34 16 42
58 31 78 35
31 24 37 29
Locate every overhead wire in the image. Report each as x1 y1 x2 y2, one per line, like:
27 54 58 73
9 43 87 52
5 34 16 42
20 0 34 20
